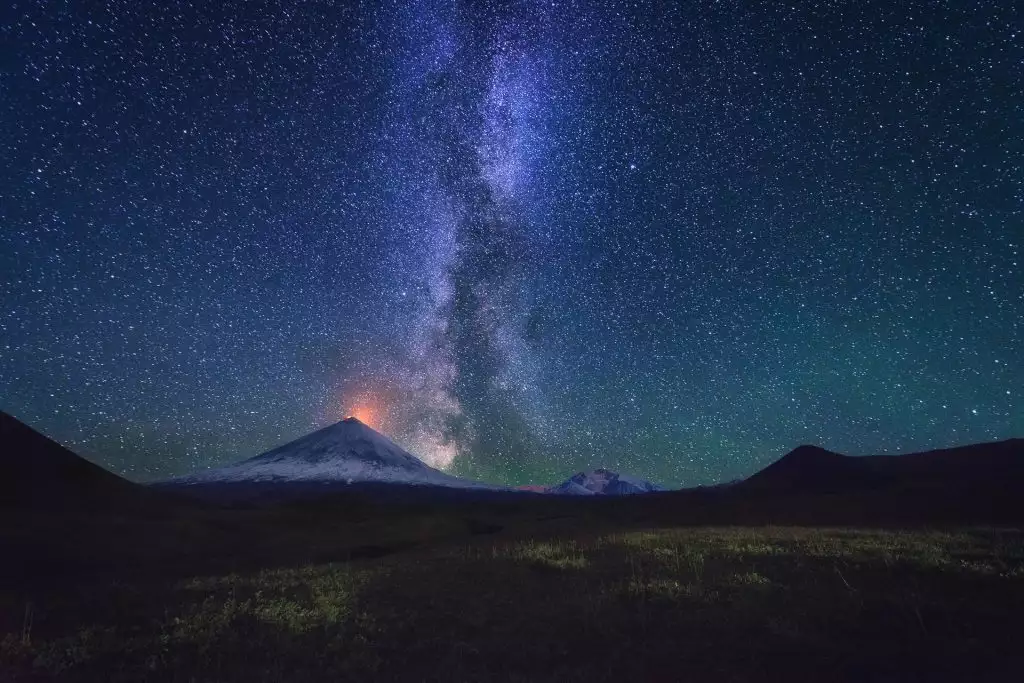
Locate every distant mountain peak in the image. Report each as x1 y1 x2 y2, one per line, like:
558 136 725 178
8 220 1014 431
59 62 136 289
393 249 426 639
741 444 864 492
548 469 663 496
780 444 844 461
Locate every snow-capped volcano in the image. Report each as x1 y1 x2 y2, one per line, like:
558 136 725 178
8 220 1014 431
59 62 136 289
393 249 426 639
168 417 496 490
548 469 664 495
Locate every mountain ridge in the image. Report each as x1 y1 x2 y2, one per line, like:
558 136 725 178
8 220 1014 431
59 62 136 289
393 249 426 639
739 438 1024 494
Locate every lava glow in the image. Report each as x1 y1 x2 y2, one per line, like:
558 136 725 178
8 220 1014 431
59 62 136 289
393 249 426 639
343 403 379 428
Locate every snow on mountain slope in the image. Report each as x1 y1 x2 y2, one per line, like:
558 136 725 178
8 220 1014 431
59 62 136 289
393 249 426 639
608 471 665 494
169 417 498 490
549 468 663 495
548 479 597 495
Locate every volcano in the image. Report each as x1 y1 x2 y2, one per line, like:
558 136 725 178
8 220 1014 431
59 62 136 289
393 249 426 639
164 417 499 494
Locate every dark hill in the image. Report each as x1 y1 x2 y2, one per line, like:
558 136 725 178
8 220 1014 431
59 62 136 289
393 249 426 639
740 445 885 493
0 410 159 514
0 412 207 586
740 439 1024 495
863 439 1024 488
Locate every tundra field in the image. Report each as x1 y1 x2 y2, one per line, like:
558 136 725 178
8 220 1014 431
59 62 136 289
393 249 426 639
4 524 1023 682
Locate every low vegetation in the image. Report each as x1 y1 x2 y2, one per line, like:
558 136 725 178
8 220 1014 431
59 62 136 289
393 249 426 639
4 526 1024 681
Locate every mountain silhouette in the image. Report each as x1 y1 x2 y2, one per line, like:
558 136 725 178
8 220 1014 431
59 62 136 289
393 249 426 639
741 439 1024 494
0 410 150 512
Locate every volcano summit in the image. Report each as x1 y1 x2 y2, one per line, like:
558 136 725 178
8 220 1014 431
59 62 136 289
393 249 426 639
165 417 497 494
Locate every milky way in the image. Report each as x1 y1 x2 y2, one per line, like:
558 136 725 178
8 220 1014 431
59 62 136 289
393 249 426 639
1 1 1021 487
377 1 557 480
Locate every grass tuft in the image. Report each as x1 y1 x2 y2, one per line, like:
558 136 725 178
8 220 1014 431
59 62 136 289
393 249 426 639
507 540 589 571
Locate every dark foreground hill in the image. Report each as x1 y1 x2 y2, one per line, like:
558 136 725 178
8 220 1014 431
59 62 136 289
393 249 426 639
0 412 203 586
740 438 1024 494
0 411 162 514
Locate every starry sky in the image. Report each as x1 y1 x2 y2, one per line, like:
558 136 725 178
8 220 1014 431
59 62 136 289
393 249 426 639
1 0 1021 487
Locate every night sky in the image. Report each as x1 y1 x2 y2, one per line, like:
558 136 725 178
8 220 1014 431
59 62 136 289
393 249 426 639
1 0 1020 487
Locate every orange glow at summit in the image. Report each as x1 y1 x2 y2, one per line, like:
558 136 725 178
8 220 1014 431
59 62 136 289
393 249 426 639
344 405 377 427
340 391 394 431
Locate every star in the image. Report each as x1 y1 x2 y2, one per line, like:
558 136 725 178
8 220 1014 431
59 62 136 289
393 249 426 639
0 0 1018 487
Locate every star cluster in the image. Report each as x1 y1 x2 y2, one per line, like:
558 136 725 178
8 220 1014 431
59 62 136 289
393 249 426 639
1 0 1020 486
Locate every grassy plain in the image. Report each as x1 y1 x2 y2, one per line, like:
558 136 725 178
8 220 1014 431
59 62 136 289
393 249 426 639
4 524 1023 682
